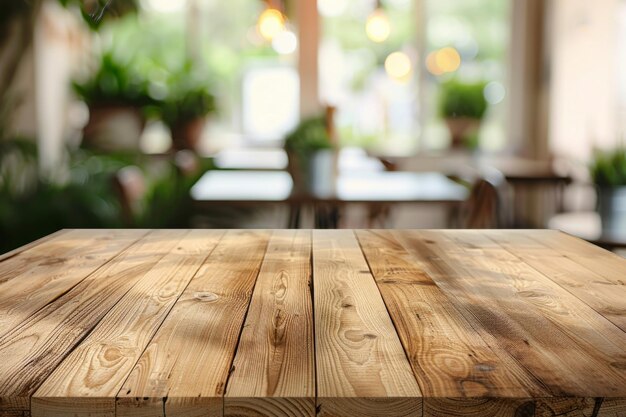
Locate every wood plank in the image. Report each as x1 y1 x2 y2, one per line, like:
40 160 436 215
0 229 147 339
597 398 626 416
224 230 314 417
479 230 626 351
448 230 626 370
0 229 77 284
116 230 270 417
312 230 422 417
394 230 626 398
31 230 224 417
0 229 66 262
356 230 542 398
534 397 600 417
423 398 535 417
488 230 626 333
0 230 186 414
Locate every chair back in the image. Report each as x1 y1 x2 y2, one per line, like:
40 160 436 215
112 166 146 226
463 167 511 229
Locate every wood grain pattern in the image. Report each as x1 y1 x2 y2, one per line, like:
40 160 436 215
356 230 540 398
116 230 270 417
1 229 625 416
395 230 626 398
0 229 66 263
0 229 146 339
31 230 224 417
488 230 626 333
312 230 422 417
0 230 183 414
423 398 535 417
224 230 314 417
466 232 626 373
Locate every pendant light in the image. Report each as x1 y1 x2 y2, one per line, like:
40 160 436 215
366 0 390 43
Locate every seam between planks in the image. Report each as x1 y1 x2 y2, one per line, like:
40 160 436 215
308 229 321 416
524 231 626 335
390 230 553 398
1 229 152 342
352 230 424 416
482 232 626 339
354 231 425 400
25 229 172 414
221 231 272 417
113 230 227 415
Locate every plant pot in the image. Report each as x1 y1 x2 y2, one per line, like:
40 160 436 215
287 149 337 197
597 186 626 239
170 118 207 151
445 117 480 149
82 105 145 152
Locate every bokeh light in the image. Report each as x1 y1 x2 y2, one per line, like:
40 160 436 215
272 29 298 55
385 51 412 81
484 81 506 104
318 0 349 17
366 9 391 43
435 47 461 73
257 8 285 41
426 51 444 75
426 47 462 75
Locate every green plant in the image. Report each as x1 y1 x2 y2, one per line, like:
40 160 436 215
72 52 154 108
590 147 626 187
440 79 488 120
284 116 333 160
150 65 217 129
0 141 128 253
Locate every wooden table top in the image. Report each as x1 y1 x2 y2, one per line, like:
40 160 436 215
1 229 625 417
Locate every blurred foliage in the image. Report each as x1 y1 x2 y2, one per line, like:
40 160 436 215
58 0 138 29
590 148 626 187
440 79 488 120
0 138 210 253
92 6 276 128
145 63 217 129
72 52 154 108
284 116 333 160
74 14 224 129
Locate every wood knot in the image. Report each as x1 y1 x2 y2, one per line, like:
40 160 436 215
194 292 219 302
515 401 535 417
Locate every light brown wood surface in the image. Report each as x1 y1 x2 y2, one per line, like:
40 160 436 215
1 229 625 417
225 230 315 417
312 230 422 417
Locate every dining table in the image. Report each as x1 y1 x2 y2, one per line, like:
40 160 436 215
190 170 469 228
1 229 625 416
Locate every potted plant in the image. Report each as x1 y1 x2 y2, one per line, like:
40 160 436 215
73 52 153 151
440 79 488 149
155 67 217 151
590 147 626 238
284 115 334 196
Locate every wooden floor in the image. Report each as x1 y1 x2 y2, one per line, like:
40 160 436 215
0 229 625 417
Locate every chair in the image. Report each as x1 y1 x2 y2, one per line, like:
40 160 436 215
459 167 511 229
112 166 146 226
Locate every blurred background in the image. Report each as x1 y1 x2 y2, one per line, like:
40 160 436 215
1 0 626 254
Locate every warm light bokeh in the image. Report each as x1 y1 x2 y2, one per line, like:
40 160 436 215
385 51 412 81
257 8 285 41
426 47 461 75
365 9 391 43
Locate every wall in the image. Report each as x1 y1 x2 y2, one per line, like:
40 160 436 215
549 0 622 162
